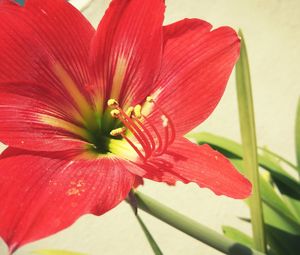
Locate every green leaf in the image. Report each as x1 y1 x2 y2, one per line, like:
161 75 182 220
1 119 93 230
187 132 243 158
259 147 300 173
282 196 300 222
128 191 164 255
241 198 300 255
230 159 299 224
267 229 290 255
265 224 300 255
189 131 300 198
135 214 164 255
263 203 300 235
222 226 253 248
32 250 86 255
296 97 300 169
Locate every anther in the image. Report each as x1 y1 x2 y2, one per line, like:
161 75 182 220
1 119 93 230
146 96 154 103
106 95 176 161
110 127 126 136
134 105 142 119
161 115 168 127
107 99 119 108
110 109 120 118
126 106 134 118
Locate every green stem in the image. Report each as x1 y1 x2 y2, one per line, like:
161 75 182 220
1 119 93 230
134 191 265 255
128 192 164 255
135 214 164 255
235 30 266 253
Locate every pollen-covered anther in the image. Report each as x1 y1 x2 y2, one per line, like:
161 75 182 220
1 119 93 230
133 104 142 119
110 109 121 118
107 99 119 108
161 115 168 127
146 96 154 103
110 127 126 137
125 106 134 118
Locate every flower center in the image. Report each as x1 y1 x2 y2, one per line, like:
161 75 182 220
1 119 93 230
40 61 175 159
106 97 176 162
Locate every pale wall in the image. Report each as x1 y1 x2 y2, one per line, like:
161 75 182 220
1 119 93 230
1 0 300 254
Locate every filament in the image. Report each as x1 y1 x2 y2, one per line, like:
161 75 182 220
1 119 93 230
107 97 176 161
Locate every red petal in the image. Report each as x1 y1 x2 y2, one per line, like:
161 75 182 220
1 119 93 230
0 148 135 252
89 0 165 110
0 88 89 151
0 1 96 149
149 19 240 135
133 176 144 189
137 138 251 199
0 0 94 116
0 0 18 6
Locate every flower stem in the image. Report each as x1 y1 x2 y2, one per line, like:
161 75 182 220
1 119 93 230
135 214 164 255
235 30 266 253
128 191 164 255
133 191 265 255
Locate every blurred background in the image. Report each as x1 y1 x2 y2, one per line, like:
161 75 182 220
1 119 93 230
1 0 300 254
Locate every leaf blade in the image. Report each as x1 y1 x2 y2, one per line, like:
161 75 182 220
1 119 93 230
222 226 253 248
234 29 266 252
230 158 299 224
135 214 164 255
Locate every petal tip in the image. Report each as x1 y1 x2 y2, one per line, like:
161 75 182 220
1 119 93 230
227 176 252 200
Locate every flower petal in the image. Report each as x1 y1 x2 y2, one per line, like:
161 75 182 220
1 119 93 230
0 148 135 252
148 19 240 135
0 86 89 151
0 0 97 149
89 0 165 111
137 138 251 199
0 0 94 85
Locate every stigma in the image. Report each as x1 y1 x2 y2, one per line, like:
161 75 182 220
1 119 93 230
107 98 176 161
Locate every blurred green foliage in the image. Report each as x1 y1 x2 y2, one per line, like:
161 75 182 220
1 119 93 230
189 130 300 255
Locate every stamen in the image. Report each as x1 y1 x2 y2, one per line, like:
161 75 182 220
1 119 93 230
110 127 126 137
155 115 169 155
107 100 152 159
110 109 121 118
161 115 168 128
133 104 142 119
116 108 153 158
107 97 176 161
146 96 154 103
133 116 156 152
141 114 163 152
120 134 147 162
165 113 176 145
107 99 119 108
126 106 134 118
146 98 176 145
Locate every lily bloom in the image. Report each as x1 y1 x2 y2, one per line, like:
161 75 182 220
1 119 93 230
0 0 251 253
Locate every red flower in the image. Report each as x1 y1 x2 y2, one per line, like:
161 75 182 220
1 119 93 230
0 0 251 253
